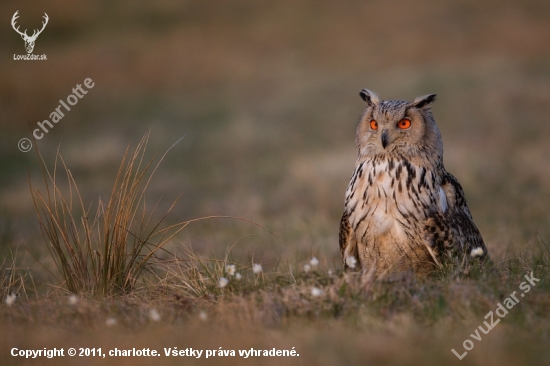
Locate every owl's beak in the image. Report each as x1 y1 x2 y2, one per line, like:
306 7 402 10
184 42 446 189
381 130 389 149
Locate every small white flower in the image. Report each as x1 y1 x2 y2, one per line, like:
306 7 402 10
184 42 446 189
303 264 311 273
225 264 236 276
470 247 484 258
4 293 16 307
199 311 208 321
310 257 319 267
219 277 229 288
311 287 323 297
346 256 357 269
235 273 242 280
252 263 263 274
105 318 117 326
328 269 333 277
68 295 78 305
149 309 161 322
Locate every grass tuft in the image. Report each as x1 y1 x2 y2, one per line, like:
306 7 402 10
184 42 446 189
30 133 189 296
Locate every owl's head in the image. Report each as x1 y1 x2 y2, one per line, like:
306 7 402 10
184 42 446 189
356 89 443 160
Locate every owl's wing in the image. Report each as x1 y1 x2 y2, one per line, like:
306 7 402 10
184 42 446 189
339 211 358 269
424 172 488 260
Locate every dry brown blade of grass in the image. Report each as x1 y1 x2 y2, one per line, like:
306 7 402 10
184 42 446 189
32 153 101 293
147 240 272 299
153 256 211 298
29 132 192 296
99 138 149 292
1 257 17 296
0 248 35 302
151 245 226 298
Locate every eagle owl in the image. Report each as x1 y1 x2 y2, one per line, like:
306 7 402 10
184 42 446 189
339 89 488 276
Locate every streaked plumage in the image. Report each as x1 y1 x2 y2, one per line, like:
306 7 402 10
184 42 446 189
339 89 487 276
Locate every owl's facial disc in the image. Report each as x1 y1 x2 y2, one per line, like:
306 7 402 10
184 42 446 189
356 90 442 159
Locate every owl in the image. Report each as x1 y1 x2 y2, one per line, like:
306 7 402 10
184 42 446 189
339 89 488 276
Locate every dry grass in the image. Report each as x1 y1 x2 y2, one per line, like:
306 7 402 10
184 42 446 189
4 140 546 364
2 139 549 365
29 133 192 296
1 235 549 365
0 252 29 300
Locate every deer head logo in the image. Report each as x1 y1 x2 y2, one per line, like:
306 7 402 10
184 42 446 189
11 11 49 54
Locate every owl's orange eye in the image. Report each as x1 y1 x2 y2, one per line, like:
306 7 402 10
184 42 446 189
370 120 378 130
397 119 411 129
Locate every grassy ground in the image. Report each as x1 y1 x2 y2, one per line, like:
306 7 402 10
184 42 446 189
1 244 549 365
1 0 550 364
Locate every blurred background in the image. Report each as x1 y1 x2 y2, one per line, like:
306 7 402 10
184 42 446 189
1 0 549 271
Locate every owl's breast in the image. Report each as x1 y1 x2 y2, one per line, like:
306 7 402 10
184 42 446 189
345 157 443 239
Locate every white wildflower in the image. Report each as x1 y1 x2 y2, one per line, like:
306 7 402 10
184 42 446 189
149 309 161 322
105 318 117 326
328 269 333 277
346 256 357 269
470 247 484 258
68 295 78 305
311 287 323 297
225 264 236 276
235 273 242 280
303 264 311 273
252 263 263 274
219 277 229 288
4 293 16 307
310 257 319 267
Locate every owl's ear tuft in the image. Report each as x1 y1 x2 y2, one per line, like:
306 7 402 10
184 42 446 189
359 89 380 107
413 94 437 109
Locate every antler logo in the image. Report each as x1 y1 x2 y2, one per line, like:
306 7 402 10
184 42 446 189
11 10 49 54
